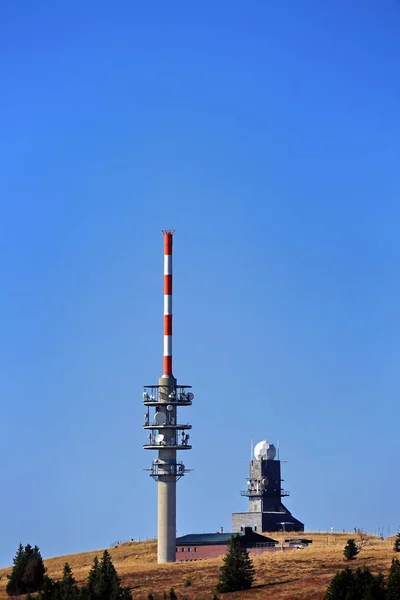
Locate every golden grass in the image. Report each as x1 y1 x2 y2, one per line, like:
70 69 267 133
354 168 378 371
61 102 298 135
0 533 396 599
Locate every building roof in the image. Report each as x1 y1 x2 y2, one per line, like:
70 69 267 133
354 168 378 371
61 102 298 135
176 533 238 545
176 529 278 547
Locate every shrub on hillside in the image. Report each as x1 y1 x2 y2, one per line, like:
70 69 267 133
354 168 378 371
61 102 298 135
394 534 400 553
343 538 359 560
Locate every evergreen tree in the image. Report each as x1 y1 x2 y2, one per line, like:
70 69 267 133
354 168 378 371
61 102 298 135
81 551 132 600
216 534 255 593
365 572 387 600
86 555 101 598
57 562 79 600
22 546 46 593
388 558 400 600
394 534 400 553
168 588 177 600
353 567 386 600
324 567 386 600
344 538 359 560
324 567 355 599
6 543 26 596
6 543 46 596
36 575 58 600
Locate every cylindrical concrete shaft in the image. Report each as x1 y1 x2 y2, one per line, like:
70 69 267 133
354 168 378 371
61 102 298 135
157 374 177 563
157 452 177 563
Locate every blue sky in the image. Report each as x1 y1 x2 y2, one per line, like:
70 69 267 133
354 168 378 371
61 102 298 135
1 0 400 566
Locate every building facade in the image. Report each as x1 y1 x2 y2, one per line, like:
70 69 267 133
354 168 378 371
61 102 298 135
175 528 279 561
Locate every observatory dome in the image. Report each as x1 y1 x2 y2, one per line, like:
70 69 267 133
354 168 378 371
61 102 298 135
254 440 276 461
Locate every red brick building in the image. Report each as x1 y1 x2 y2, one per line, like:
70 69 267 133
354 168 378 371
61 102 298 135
176 527 279 561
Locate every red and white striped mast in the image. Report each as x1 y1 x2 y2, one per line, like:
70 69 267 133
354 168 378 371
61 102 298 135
163 230 174 378
143 230 193 564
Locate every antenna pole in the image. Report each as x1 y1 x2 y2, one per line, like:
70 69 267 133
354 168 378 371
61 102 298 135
162 230 174 377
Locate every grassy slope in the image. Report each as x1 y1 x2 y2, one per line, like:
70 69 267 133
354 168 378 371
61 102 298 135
0 533 395 600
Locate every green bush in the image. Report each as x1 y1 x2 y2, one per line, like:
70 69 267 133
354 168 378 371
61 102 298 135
343 538 359 560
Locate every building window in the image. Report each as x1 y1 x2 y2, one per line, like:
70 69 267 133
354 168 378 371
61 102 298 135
254 526 257 531
194 547 198 552
240 527 244 532
188 547 191 552
181 548 185 552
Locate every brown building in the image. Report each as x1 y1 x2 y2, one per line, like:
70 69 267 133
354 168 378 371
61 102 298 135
175 527 279 561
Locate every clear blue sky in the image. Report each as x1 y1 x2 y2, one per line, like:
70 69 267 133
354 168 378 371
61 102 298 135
1 0 399 567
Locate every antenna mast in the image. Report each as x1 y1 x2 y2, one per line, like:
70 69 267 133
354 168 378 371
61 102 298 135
143 231 193 564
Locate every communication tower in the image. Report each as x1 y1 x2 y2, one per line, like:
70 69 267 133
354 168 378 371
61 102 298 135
143 230 193 563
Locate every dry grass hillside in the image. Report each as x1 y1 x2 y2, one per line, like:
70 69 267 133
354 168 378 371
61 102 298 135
0 532 396 600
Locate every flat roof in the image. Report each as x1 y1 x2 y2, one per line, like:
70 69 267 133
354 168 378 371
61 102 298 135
176 531 278 546
176 533 239 545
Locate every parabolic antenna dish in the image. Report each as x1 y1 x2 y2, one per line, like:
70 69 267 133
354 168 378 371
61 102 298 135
186 392 194 401
154 412 167 425
254 440 276 461
166 404 173 411
155 433 164 443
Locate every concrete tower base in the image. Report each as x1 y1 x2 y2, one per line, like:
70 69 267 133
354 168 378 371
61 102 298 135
157 375 177 563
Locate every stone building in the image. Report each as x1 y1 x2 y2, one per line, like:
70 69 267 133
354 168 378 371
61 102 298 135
232 440 304 533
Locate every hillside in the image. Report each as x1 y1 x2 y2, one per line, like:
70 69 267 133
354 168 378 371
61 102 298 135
0 533 396 599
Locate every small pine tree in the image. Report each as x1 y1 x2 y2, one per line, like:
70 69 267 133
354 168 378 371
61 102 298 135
6 543 26 596
216 534 255 593
147 594 155 600
344 538 359 560
56 562 79 600
36 575 57 600
86 555 101 597
169 589 177 600
82 551 132 600
394 533 400 553
323 567 355 599
387 558 400 600
22 546 46 593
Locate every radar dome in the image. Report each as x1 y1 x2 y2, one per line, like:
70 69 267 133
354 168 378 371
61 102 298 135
254 440 276 461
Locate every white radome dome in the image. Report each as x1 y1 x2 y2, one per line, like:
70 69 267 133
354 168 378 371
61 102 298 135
254 440 276 461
